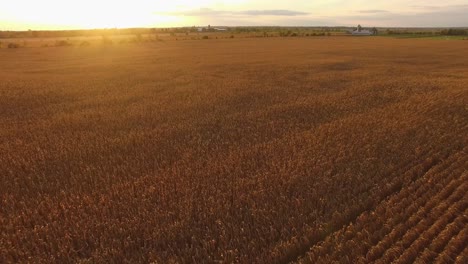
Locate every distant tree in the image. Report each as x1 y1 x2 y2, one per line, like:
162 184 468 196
55 40 71 46
8 43 20 48
372 27 378 35
357 24 362 32
80 41 90 47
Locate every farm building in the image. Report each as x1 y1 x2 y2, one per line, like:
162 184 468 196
197 26 228 32
350 25 377 35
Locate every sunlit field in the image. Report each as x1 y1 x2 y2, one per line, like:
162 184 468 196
1 37 467 263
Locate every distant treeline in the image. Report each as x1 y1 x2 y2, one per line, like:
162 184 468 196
0 28 165 38
1 27 467 38
385 28 468 36
0 27 351 38
440 28 468 36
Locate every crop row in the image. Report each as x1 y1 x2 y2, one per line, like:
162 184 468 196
297 149 467 263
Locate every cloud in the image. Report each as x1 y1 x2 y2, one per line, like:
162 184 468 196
239 10 309 16
163 8 308 17
410 4 468 12
358 10 389 14
410 6 442 10
155 3 468 27
342 4 468 27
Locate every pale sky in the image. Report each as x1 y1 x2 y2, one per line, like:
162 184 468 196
1 0 467 30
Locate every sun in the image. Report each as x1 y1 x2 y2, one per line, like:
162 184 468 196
0 0 190 29
2 0 249 30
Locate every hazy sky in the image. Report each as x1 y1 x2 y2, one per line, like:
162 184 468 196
1 0 467 30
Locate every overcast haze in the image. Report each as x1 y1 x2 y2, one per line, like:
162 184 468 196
1 0 468 30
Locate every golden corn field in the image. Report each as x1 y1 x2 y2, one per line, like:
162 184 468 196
0 37 467 263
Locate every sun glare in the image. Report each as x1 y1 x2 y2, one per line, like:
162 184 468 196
0 0 211 29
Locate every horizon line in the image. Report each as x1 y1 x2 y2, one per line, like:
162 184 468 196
2 25 468 32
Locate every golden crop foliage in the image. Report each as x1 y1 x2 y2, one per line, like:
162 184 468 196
0 37 467 263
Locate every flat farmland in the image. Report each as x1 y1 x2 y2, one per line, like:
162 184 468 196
0 37 467 263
